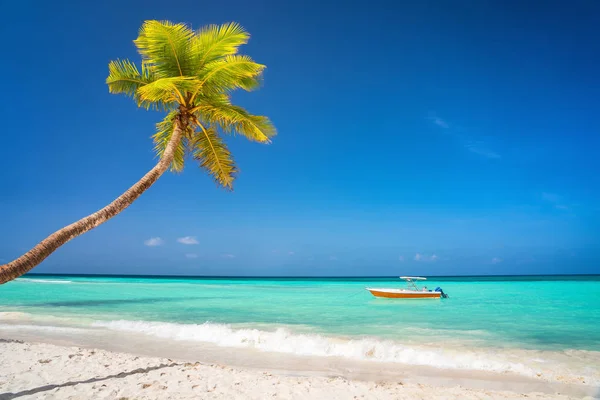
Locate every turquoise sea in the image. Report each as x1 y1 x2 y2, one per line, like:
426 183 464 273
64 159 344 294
2 274 600 385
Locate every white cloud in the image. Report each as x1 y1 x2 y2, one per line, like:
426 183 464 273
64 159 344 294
414 253 438 262
222 254 236 259
144 237 164 247
185 253 198 259
491 257 502 264
177 236 199 245
398 255 405 262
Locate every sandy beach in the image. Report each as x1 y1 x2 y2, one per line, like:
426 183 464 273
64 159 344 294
1 339 596 400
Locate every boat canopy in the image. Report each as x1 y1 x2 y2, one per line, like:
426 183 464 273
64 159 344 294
399 276 427 280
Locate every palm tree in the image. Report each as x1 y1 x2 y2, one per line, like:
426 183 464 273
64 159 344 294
0 20 275 284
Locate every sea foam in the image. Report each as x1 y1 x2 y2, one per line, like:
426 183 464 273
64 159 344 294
93 319 537 377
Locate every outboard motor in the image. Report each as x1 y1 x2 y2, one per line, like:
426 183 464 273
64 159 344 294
434 287 449 298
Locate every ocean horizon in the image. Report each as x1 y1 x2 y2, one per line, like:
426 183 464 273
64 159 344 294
23 272 600 279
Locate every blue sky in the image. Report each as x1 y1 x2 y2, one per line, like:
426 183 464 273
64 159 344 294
1 0 599 276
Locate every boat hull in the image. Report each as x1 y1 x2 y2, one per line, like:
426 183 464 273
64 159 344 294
366 288 441 299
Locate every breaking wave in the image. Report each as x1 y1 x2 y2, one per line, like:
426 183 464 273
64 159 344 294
93 319 539 377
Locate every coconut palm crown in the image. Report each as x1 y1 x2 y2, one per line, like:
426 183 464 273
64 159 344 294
107 20 276 187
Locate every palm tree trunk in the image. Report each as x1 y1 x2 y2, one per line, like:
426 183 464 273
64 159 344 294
0 120 185 284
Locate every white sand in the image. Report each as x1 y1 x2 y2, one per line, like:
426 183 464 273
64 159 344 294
0 340 594 400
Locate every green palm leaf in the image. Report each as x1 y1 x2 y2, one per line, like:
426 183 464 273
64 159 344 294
136 76 201 104
152 112 187 172
193 96 276 143
106 59 168 110
106 59 150 96
193 124 237 189
134 20 195 77
193 22 250 69
197 55 265 95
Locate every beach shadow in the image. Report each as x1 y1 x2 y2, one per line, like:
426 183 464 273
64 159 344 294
0 362 179 399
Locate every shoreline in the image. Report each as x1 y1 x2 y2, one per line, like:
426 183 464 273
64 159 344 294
1 325 598 399
1 339 596 400
2 315 599 389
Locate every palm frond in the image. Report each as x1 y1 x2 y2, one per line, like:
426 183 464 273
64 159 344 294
193 96 276 143
106 59 151 96
134 20 195 78
106 59 176 110
197 55 265 95
192 123 237 189
152 112 187 172
137 76 201 104
192 22 250 70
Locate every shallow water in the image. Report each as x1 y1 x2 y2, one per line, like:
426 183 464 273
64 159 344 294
2 274 600 385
